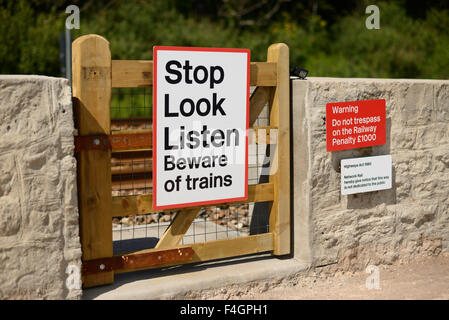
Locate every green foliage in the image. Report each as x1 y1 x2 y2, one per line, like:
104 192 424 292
321 2 449 78
0 0 447 81
0 0 64 75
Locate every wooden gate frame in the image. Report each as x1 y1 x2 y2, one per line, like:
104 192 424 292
72 34 290 288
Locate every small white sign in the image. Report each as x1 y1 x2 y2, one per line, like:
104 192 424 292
153 46 250 210
341 155 392 195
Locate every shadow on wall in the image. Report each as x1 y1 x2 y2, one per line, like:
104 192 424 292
330 118 397 209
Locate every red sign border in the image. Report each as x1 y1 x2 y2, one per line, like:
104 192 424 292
153 46 250 210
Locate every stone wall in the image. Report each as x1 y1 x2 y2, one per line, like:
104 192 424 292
1 75 448 299
0 76 81 299
292 77 449 272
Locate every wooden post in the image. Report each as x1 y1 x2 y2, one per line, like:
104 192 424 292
72 34 114 287
267 43 290 256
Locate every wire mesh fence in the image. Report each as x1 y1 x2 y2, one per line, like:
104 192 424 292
111 87 272 255
111 87 152 122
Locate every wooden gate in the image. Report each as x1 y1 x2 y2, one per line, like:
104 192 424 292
72 34 290 288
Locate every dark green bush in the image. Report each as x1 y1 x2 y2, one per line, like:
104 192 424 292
0 0 447 80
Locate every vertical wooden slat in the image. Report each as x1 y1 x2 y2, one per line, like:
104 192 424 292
267 43 290 255
72 34 114 287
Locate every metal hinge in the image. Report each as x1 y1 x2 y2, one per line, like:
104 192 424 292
82 247 194 275
74 132 152 152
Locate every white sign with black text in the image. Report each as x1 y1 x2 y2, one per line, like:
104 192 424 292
341 155 392 195
153 46 250 210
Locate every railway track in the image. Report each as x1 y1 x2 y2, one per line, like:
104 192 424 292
111 119 153 193
111 118 152 131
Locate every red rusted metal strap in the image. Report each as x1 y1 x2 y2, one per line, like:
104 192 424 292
75 132 152 152
82 247 194 275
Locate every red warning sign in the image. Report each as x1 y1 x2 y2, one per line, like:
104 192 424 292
326 99 386 152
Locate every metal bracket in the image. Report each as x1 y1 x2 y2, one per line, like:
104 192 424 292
290 66 308 79
74 132 152 152
82 247 194 275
